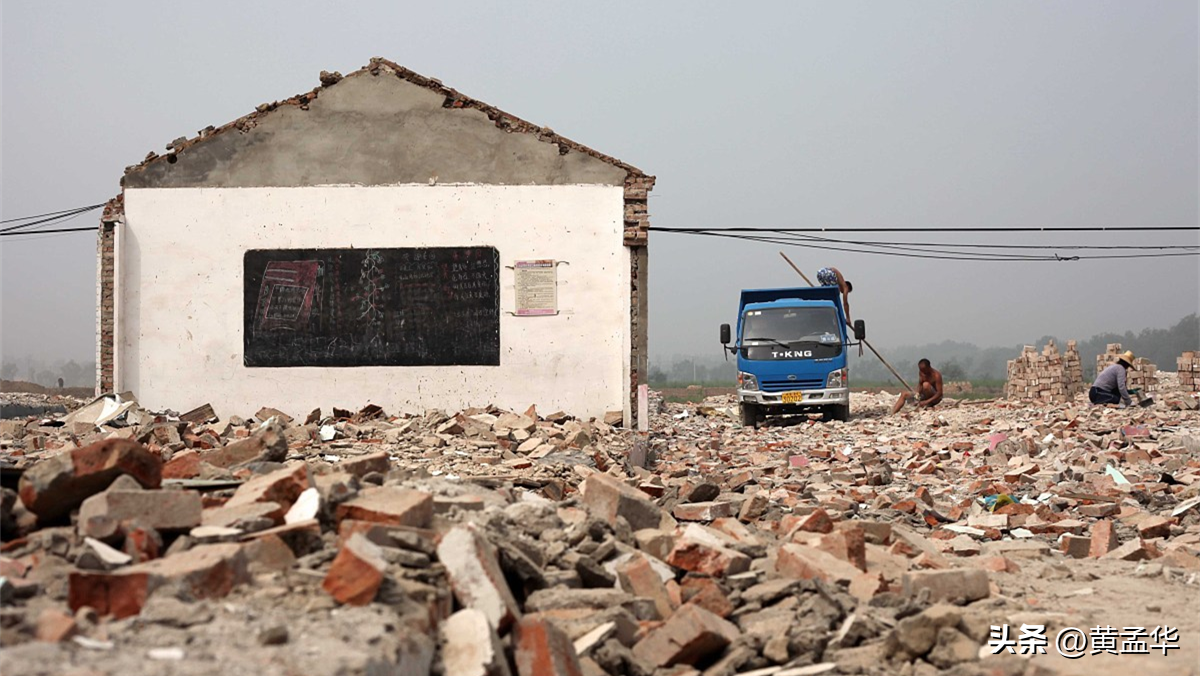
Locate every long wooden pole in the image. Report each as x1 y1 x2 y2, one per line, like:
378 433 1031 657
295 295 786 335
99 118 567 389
778 251 815 286
777 251 915 394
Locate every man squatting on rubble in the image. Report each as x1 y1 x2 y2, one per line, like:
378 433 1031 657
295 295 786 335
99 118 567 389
1090 349 1135 407
892 359 944 413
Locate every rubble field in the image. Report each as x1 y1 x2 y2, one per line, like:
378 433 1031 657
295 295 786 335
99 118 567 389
1 377 1198 676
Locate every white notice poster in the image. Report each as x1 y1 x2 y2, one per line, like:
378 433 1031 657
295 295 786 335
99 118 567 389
514 260 557 316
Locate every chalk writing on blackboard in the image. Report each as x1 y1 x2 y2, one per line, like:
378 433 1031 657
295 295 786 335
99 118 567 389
244 247 499 367
514 259 558 316
255 261 319 331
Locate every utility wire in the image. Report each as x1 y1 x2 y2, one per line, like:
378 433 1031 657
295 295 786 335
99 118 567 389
0 204 104 234
757 231 1200 261
0 203 104 224
706 229 1200 251
669 229 1200 262
0 226 98 238
649 225 1200 233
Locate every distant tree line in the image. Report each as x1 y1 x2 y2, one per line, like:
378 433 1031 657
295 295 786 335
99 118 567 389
1 357 95 388
650 313 1198 386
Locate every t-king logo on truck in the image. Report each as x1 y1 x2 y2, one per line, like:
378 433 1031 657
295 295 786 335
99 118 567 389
770 350 813 359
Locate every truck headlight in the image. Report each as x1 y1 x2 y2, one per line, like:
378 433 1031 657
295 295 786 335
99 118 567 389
827 368 846 389
738 372 759 391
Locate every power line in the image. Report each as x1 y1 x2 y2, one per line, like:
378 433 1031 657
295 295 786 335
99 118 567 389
707 230 1200 251
649 225 1200 233
0 204 104 234
757 231 1199 261
664 229 1200 262
0 224 96 237
0 203 104 224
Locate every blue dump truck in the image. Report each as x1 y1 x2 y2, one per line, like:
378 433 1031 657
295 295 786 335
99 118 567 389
720 287 865 428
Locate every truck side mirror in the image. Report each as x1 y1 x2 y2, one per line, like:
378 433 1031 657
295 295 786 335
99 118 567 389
853 319 866 341
719 324 731 345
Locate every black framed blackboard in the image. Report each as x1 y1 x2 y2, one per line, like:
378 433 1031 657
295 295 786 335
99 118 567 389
243 247 500 367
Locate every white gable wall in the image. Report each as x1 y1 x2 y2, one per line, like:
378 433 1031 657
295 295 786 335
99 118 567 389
117 185 630 422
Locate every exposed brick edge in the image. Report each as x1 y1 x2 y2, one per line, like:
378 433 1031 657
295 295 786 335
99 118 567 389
96 193 123 394
625 175 655 427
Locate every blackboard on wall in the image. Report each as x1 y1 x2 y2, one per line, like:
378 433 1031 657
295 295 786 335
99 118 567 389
243 247 500 367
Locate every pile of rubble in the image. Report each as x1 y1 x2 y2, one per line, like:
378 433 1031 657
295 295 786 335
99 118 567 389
1 381 1199 675
1179 352 1199 393
1096 344 1159 393
1004 341 1074 403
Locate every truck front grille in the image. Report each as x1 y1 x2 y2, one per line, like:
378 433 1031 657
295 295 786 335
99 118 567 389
761 378 824 392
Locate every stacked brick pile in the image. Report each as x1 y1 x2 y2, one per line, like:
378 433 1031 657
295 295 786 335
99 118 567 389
1064 340 1084 396
1096 343 1159 393
1005 340 1071 402
1179 351 1200 392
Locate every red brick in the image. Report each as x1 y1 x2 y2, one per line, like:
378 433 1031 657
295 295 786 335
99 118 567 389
775 543 861 584
69 542 248 619
849 572 886 601
241 533 297 574
914 551 950 570
322 532 387 606
680 576 733 618
1077 503 1119 518
78 489 201 532
859 521 893 545
666 533 750 578
162 450 202 479
631 604 739 668
18 439 162 522
672 501 734 522
199 424 287 468
340 451 391 478
737 493 769 522
1137 515 1172 539
437 525 521 631
201 501 282 529
580 473 664 531
978 555 1021 573
514 616 584 676
123 524 162 563
616 554 674 620
335 486 433 528
816 524 867 571
1088 520 1119 558
223 463 310 520
1103 538 1161 562
792 508 834 534
1061 534 1091 559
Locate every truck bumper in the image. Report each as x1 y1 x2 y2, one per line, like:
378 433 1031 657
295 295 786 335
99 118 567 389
737 387 849 407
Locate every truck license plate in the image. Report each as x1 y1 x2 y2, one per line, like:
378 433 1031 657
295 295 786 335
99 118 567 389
781 391 804 403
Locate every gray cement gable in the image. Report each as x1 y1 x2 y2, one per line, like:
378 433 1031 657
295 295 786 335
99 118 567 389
124 72 628 189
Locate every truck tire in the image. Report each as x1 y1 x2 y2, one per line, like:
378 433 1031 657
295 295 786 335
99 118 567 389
740 403 759 428
828 404 850 422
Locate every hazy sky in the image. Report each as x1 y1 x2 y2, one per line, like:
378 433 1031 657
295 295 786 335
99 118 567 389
2 1 1197 368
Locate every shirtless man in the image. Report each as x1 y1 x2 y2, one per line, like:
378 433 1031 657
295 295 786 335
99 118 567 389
891 358 944 413
815 266 853 325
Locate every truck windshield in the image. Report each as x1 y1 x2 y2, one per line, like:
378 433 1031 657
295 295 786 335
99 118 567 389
741 307 843 360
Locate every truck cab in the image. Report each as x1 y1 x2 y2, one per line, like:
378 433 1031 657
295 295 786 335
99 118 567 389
720 287 864 427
